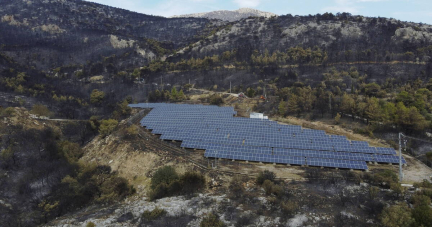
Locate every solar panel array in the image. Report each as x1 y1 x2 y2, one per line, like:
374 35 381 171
130 103 407 170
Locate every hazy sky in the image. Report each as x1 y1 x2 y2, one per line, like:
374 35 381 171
88 0 432 24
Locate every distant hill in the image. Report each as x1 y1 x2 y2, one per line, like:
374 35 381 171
1 1 432 91
171 8 277 22
0 0 218 71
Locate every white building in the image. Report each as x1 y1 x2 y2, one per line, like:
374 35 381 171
250 112 268 120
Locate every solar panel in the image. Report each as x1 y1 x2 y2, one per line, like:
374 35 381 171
374 154 407 164
307 158 368 170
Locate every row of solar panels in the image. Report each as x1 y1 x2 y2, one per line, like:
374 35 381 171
183 141 405 164
141 122 332 135
142 120 279 127
147 126 332 139
146 124 307 132
161 132 396 154
155 128 385 149
144 113 236 117
141 117 275 124
141 116 275 123
155 129 368 146
204 150 369 170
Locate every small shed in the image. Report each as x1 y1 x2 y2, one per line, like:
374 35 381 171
250 112 268 120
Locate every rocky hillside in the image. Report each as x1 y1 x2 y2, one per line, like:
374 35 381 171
172 14 432 63
171 8 277 22
0 0 219 71
1 1 432 86
146 13 432 90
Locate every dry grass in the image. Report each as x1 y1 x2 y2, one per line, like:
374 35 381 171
81 127 197 195
272 116 388 147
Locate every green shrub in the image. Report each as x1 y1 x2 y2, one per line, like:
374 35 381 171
389 182 404 198
200 213 225 227
149 183 169 201
262 180 274 195
98 119 118 137
90 89 105 105
31 104 53 117
142 207 166 221
281 201 298 218
151 166 178 190
262 179 284 197
123 125 139 139
413 179 432 189
228 176 245 200
380 204 413 227
180 171 206 194
334 113 341 124
271 184 284 197
411 204 432 227
209 94 224 106
423 188 432 199
113 100 132 119
98 176 134 202
149 167 206 200
371 170 398 187
58 141 83 164
54 163 133 220
246 87 256 97
167 180 182 195
89 116 100 131
411 194 431 207
256 170 276 185
86 222 96 227
1 107 15 117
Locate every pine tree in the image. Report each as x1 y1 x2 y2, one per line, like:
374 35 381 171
298 87 315 112
382 102 396 125
395 102 409 128
408 106 427 131
334 113 341 124
316 88 329 117
154 89 161 101
340 93 355 120
90 89 105 105
178 90 185 101
287 95 300 116
365 97 381 124
170 87 178 101
278 100 287 116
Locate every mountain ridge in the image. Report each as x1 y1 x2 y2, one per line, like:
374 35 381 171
171 8 277 22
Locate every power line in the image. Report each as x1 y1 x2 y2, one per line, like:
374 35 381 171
402 134 432 144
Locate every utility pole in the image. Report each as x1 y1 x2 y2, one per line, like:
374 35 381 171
161 76 163 90
329 93 332 116
398 132 404 182
230 81 231 93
